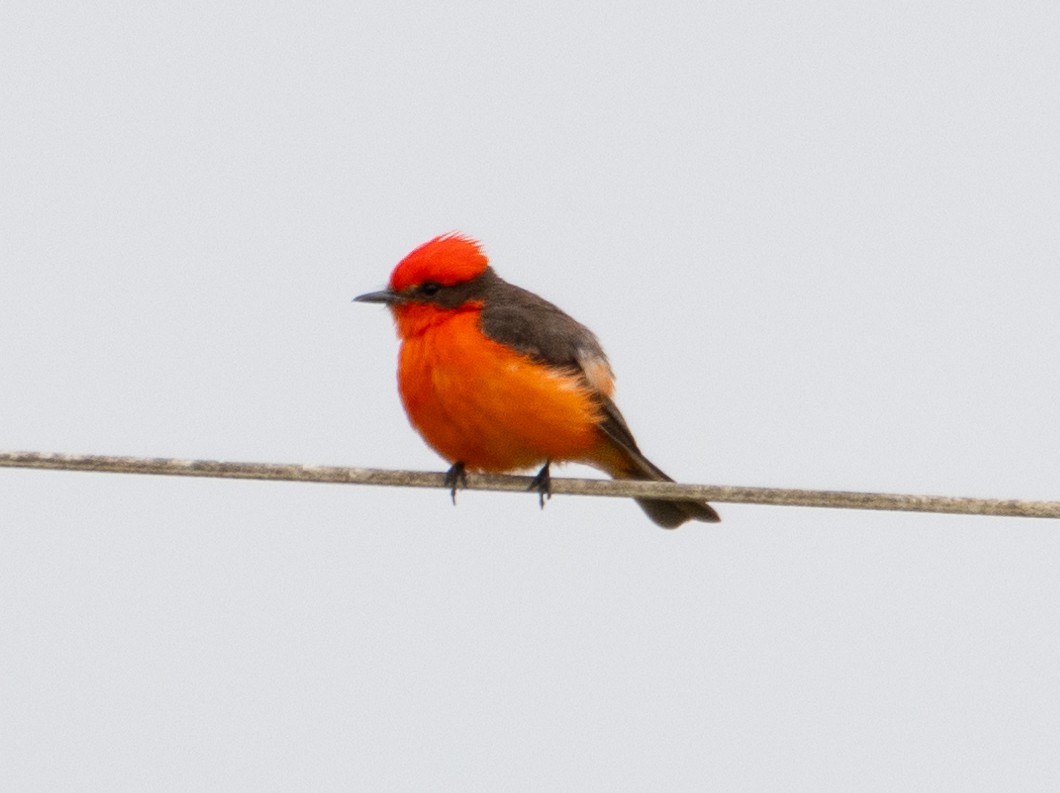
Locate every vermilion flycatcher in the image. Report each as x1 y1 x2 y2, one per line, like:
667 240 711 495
355 234 720 528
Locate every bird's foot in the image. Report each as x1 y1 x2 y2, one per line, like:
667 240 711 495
529 461 552 509
444 461 467 505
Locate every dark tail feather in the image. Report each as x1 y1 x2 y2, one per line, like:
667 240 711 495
609 451 721 529
592 397 720 528
634 492 721 529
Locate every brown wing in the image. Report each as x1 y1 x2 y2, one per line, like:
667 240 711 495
477 272 613 388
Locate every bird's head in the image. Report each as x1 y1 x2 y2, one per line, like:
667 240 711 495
354 234 492 337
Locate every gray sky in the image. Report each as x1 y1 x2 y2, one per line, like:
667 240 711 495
2 2 1059 790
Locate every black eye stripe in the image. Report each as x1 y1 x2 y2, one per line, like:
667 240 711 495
405 269 493 307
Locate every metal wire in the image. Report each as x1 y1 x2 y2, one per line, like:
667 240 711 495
2 451 1057 518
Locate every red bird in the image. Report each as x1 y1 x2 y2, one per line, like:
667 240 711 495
355 234 720 528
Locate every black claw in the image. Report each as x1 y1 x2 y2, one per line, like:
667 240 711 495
529 461 552 509
444 461 467 505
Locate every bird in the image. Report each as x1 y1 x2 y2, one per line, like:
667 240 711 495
354 234 720 528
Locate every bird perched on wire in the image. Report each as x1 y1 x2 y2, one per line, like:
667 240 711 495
354 234 720 528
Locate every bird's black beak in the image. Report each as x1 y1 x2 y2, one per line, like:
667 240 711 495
353 289 401 305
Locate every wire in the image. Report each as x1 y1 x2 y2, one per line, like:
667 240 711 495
1 450 1057 519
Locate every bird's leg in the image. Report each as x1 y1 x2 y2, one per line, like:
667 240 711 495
443 461 467 505
529 460 552 509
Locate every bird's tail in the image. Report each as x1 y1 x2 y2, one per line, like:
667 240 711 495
586 397 720 528
592 440 721 529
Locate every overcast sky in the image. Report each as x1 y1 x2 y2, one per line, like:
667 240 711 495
2 2 1059 790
